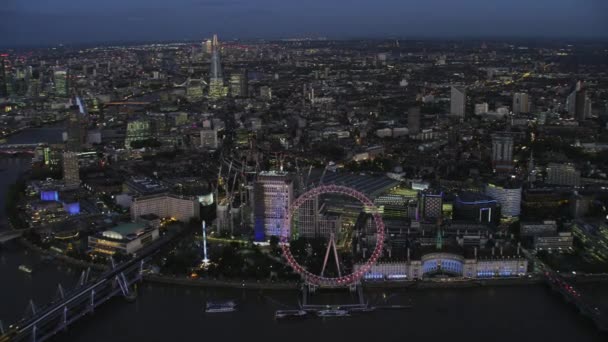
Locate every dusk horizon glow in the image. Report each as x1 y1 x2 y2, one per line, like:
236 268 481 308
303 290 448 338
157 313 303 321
2 0 608 47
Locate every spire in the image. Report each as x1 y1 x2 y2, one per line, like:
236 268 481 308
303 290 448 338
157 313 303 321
209 34 223 80
435 228 443 250
208 34 226 99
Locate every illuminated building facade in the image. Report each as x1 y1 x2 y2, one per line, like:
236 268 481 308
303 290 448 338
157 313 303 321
130 194 200 223
484 183 522 218
208 34 228 100
295 195 342 239
419 191 443 220
186 79 205 102
125 118 151 149
491 133 514 172
53 67 68 97
41 190 59 201
62 152 80 189
356 251 527 281
533 233 574 252
571 221 608 263
453 192 500 225
26 201 68 227
88 222 159 255
546 163 581 187
229 71 248 97
253 171 293 241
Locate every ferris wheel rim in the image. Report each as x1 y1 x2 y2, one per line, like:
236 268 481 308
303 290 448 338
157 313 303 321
280 184 385 287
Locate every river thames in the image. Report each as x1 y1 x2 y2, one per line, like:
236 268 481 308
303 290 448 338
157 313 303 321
0 127 607 341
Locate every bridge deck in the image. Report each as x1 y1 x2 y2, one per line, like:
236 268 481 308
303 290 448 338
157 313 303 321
1 229 178 341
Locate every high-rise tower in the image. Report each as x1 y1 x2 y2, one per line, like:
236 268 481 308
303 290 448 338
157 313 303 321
450 86 466 117
0 56 7 98
229 71 248 97
491 133 514 172
62 152 80 189
208 34 227 100
512 92 530 114
66 102 86 152
54 67 68 97
408 107 421 134
253 171 293 241
568 81 591 121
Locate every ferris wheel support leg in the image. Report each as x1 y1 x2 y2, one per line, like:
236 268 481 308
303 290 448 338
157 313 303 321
331 235 341 277
357 283 365 304
306 283 317 295
321 233 341 278
301 285 308 306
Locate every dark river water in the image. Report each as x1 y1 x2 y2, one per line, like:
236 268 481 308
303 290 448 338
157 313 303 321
1 128 607 342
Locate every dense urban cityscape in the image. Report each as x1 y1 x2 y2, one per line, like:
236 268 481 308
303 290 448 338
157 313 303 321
1 1 608 341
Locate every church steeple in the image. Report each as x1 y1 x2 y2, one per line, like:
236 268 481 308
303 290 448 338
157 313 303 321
435 228 443 250
527 151 536 185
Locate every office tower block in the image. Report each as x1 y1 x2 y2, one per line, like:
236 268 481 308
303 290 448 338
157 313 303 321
546 163 581 187
419 192 443 220
200 128 219 149
260 86 272 100
295 195 341 239
450 86 466 117
62 152 80 188
0 56 7 97
54 67 68 97
66 105 86 152
186 79 205 102
475 103 489 115
125 118 151 149
408 107 421 134
513 92 530 114
491 133 514 172
229 71 248 97
253 171 293 241
485 183 522 218
568 81 591 121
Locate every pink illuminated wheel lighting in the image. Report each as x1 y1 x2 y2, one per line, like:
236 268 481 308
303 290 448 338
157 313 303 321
280 184 385 287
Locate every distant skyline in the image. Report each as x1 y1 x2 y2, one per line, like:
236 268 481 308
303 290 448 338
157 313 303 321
2 0 608 47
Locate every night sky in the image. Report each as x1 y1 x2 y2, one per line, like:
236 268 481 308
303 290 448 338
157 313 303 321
2 0 608 46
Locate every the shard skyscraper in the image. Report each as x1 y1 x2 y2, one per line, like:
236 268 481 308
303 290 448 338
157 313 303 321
208 34 227 100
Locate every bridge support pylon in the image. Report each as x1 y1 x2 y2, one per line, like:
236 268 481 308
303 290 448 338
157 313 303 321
89 289 95 314
62 306 68 331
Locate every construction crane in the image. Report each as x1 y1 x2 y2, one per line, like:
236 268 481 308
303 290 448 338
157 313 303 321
239 163 247 229
215 162 223 207
319 164 328 186
224 160 233 195
304 165 313 190
295 159 304 193
228 170 239 235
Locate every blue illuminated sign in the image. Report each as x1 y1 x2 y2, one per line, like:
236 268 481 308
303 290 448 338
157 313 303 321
41 190 59 201
64 202 80 215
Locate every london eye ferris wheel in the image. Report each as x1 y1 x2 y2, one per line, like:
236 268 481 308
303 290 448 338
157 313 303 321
280 184 385 287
